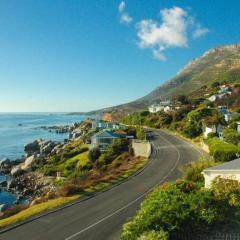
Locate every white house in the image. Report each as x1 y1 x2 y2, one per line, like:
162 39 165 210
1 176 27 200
237 122 240 132
203 124 225 138
202 158 240 188
207 94 218 102
148 101 171 113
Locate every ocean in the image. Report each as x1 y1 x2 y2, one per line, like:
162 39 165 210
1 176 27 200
0 113 87 207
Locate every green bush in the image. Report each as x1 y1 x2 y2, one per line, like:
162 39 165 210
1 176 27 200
211 178 240 207
180 157 216 183
88 147 101 163
136 127 146 140
137 230 169 240
222 128 240 145
206 138 239 162
207 132 217 138
121 181 233 240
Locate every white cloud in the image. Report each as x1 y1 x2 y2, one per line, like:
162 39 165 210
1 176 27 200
120 13 133 24
118 1 132 24
136 6 209 60
118 1 125 13
193 24 209 38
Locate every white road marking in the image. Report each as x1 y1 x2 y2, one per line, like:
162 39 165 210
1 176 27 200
65 131 181 240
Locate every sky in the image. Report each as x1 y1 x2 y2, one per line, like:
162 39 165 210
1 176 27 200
0 0 240 112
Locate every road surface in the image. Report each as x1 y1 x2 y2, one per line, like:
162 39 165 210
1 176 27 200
0 129 203 240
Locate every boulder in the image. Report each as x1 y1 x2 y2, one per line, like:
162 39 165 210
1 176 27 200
24 140 40 154
7 179 18 189
0 158 11 168
21 155 35 171
0 180 7 187
0 204 8 212
11 166 25 177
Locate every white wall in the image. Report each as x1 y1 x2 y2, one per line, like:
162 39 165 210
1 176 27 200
132 140 151 158
203 171 240 188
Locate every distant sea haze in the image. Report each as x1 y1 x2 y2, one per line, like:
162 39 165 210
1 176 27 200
0 113 86 160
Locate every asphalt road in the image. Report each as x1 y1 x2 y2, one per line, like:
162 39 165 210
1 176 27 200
0 129 203 240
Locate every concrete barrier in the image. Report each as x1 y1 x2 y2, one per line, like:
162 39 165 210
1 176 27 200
132 140 151 158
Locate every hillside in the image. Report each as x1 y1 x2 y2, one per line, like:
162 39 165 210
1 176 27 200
82 44 240 120
139 44 240 103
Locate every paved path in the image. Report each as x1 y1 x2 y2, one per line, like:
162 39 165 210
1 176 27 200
0 129 203 240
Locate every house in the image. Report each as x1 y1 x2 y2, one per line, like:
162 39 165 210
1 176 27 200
203 124 225 138
237 122 240 132
92 120 122 130
217 106 232 122
148 101 171 113
207 94 218 102
202 158 240 188
90 130 122 151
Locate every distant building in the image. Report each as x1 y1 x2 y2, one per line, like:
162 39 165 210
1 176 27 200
237 122 240 132
217 106 232 122
90 130 122 151
202 158 240 188
203 124 225 138
92 120 124 130
148 101 171 113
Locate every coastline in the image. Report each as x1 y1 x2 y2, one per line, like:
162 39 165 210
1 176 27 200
0 113 88 210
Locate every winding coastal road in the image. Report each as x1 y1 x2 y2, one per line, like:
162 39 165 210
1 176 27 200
0 129 203 240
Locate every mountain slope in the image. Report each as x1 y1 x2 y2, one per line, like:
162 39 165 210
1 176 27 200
84 44 240 118
139 44 240 103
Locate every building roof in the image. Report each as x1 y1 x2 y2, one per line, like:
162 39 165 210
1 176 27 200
203 158 240 172
92 130 120 139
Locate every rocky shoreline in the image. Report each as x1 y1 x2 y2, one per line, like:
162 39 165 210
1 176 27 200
0 120 92 212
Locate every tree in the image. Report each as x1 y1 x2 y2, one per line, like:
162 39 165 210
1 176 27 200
177 94 189 105
88 147 101 163
211 81 220 88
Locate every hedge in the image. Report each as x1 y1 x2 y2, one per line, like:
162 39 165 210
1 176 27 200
205 138 239 162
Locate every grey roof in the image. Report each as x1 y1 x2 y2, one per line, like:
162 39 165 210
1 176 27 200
203 158 240 172
92 130 120 139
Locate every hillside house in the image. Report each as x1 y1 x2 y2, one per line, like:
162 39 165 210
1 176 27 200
148 101 171 113
202 158 240 188
237 122 240 132
90 130 122 151
217 106 232 122
92 120 123 130
203 124 225 138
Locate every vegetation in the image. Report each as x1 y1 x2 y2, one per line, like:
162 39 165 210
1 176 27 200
205 137 239 162
121 154 240 239
0 195 80 228
121 180 237 240
180 157 216 183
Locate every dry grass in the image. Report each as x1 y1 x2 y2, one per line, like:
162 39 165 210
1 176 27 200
0 195 80 228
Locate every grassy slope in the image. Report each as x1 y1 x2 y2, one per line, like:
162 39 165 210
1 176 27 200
0 195 80 228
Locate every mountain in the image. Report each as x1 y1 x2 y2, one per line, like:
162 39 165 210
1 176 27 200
83 44 240 119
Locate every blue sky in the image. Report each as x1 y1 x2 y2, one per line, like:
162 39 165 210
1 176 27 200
0 0 239 112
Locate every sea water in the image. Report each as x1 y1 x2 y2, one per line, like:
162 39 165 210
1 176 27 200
0 113 86 206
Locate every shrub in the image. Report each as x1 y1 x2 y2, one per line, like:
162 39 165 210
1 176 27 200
207 132 217 138
1 205 29 219
137 230 169 240
211 178 240 207
136 127 146 140
180 157 216 183
206 138 239 162
88 147 101 163
58 183 83 197
222 128 240 145
121 181 232 240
